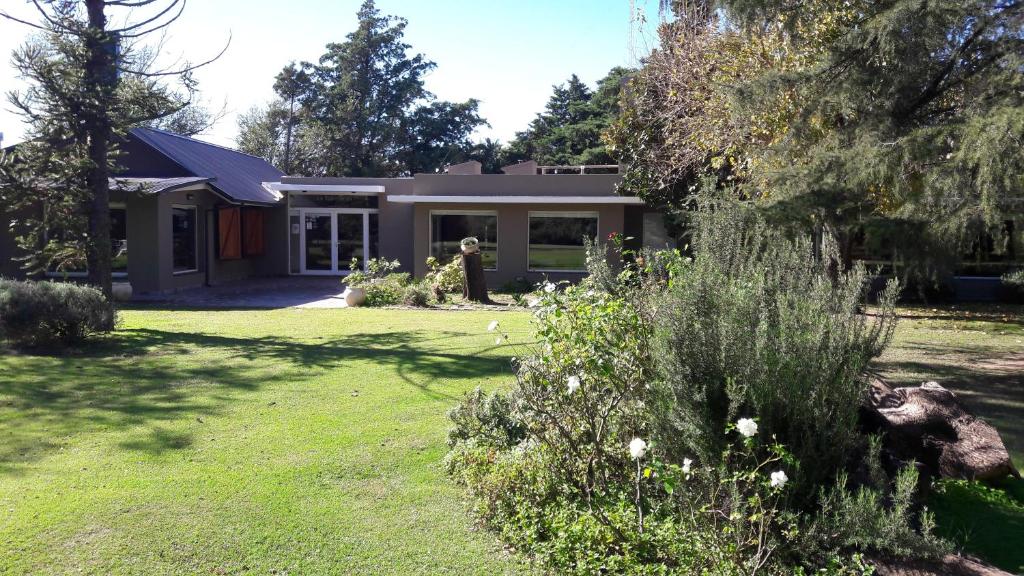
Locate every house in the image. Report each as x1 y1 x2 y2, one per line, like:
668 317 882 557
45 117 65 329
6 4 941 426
0 129 673 293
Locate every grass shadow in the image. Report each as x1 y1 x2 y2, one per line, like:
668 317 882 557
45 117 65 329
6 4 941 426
0 326 515 473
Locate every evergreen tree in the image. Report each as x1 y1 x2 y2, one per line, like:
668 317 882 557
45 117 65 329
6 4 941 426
506 67 632 167
0 1 222 295
242 0 487 177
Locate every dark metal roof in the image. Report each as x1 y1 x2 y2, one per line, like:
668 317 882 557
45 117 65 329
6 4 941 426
129 128 282 204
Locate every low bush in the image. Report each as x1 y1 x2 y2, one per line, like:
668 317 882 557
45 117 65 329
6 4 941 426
361 273 410 306
401 282 431 307
1001 269 1024 302
425 256 462 293
446 201 942 574
0 279 116 347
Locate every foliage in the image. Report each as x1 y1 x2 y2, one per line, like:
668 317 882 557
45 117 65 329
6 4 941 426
651 201 900 497
445 204 945 574
237 0 486 177
0 279 115 347
344 257 408 306
0 2 218 295
1001 269 1024 302
401 282 431 307
425 256 463 294
504 67 633 167
612 0 1024 277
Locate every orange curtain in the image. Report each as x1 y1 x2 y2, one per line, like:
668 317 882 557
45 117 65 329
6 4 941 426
218 207 242 260
242 208 265 257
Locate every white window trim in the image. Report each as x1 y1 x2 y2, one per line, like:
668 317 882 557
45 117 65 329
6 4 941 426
171 204 200 275
429 210 499 271
295 207 380 275
527 211 600 273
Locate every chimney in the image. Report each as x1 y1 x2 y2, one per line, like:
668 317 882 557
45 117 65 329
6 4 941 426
445 160 482 175
501 160 537 175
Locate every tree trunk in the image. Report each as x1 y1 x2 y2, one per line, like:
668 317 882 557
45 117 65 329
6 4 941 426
461 252 491 303
83 0 116 299
284 95 294 174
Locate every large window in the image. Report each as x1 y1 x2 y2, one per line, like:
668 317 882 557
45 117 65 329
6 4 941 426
172 206 198 273
110 207 128 274
528 212 598 271
430 211 498 269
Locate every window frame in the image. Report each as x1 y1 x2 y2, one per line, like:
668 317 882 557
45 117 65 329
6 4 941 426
171 204 200 275
527 210 600 273
429 210 499 271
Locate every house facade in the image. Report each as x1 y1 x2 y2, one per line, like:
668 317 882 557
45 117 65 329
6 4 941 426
0 129 673 294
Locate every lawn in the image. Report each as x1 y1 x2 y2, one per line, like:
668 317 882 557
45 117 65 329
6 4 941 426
0 308 536 575
875 304 1024 573
1 304 1021 574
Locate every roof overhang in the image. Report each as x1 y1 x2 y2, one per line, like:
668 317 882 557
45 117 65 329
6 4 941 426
385 195 644 205
262 182 384 196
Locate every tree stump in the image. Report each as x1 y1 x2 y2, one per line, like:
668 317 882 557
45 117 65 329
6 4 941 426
461 251 491 303
861 377 1019 481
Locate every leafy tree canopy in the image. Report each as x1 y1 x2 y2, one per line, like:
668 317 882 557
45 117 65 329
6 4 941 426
238 0 487 176
506 67 633 167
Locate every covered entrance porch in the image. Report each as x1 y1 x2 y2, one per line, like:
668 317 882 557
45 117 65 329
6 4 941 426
278 184 385 276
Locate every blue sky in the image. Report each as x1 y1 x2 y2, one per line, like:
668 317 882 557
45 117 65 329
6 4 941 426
0 0 662 148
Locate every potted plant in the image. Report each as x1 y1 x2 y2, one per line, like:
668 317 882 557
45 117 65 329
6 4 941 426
460 236 480 254
342 257 368 306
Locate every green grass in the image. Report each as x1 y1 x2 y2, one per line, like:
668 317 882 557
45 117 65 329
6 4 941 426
2 304 1022 574
874 304 1024 574
0 308 537 575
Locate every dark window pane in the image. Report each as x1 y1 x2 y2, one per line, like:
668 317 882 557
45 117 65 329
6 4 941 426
172 207 197 272
430 213 498 269
368 213 379 260
110 208 128 273
304 214 332 271
337 213 364 270
529 214 598 271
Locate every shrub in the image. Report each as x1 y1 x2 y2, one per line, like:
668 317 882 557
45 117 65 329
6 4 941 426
445 202 942 575
651 203 899 498
1001 269 1024 302
425 256 462 293
362 273 409 306
401 282 431 307
0 279 116 347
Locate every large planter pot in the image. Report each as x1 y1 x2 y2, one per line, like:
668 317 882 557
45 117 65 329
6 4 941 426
111 282 133 302
342 286 367 307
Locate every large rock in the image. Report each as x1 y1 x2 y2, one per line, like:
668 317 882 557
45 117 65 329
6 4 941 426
871 554 1015 576
862 378 1019 481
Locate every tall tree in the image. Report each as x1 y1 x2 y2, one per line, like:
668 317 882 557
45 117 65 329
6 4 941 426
238 0 487 177
505 68 633 167
0 1 225 296
273 62 310 174
613 0 1023 280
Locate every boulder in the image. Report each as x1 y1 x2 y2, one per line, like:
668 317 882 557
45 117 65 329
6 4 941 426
871 554 1015 576
862 378 1019 481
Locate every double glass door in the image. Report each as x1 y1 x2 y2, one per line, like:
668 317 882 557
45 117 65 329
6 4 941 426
301 209 378 274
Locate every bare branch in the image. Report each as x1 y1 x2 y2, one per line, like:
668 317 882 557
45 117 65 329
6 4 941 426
117 32 231 76
111 0 184 34
0 10 48 31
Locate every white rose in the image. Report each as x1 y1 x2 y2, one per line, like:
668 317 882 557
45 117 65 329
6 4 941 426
487 320 499 332
682 458 692 475
543 282 556 293
770 470 788 488
629 438 647 460
736 418 758 438
567 375 581 394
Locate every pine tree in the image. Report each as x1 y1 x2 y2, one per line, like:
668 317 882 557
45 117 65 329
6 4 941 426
0 1 223 295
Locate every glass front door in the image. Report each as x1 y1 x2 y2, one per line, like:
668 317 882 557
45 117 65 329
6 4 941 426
299 209 378 274
337 213 365 272
304 213 333 271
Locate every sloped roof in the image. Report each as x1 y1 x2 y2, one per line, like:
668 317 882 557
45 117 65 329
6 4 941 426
129 128 282 204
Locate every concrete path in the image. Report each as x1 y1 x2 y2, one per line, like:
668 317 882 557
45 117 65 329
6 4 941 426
132 277 350 309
